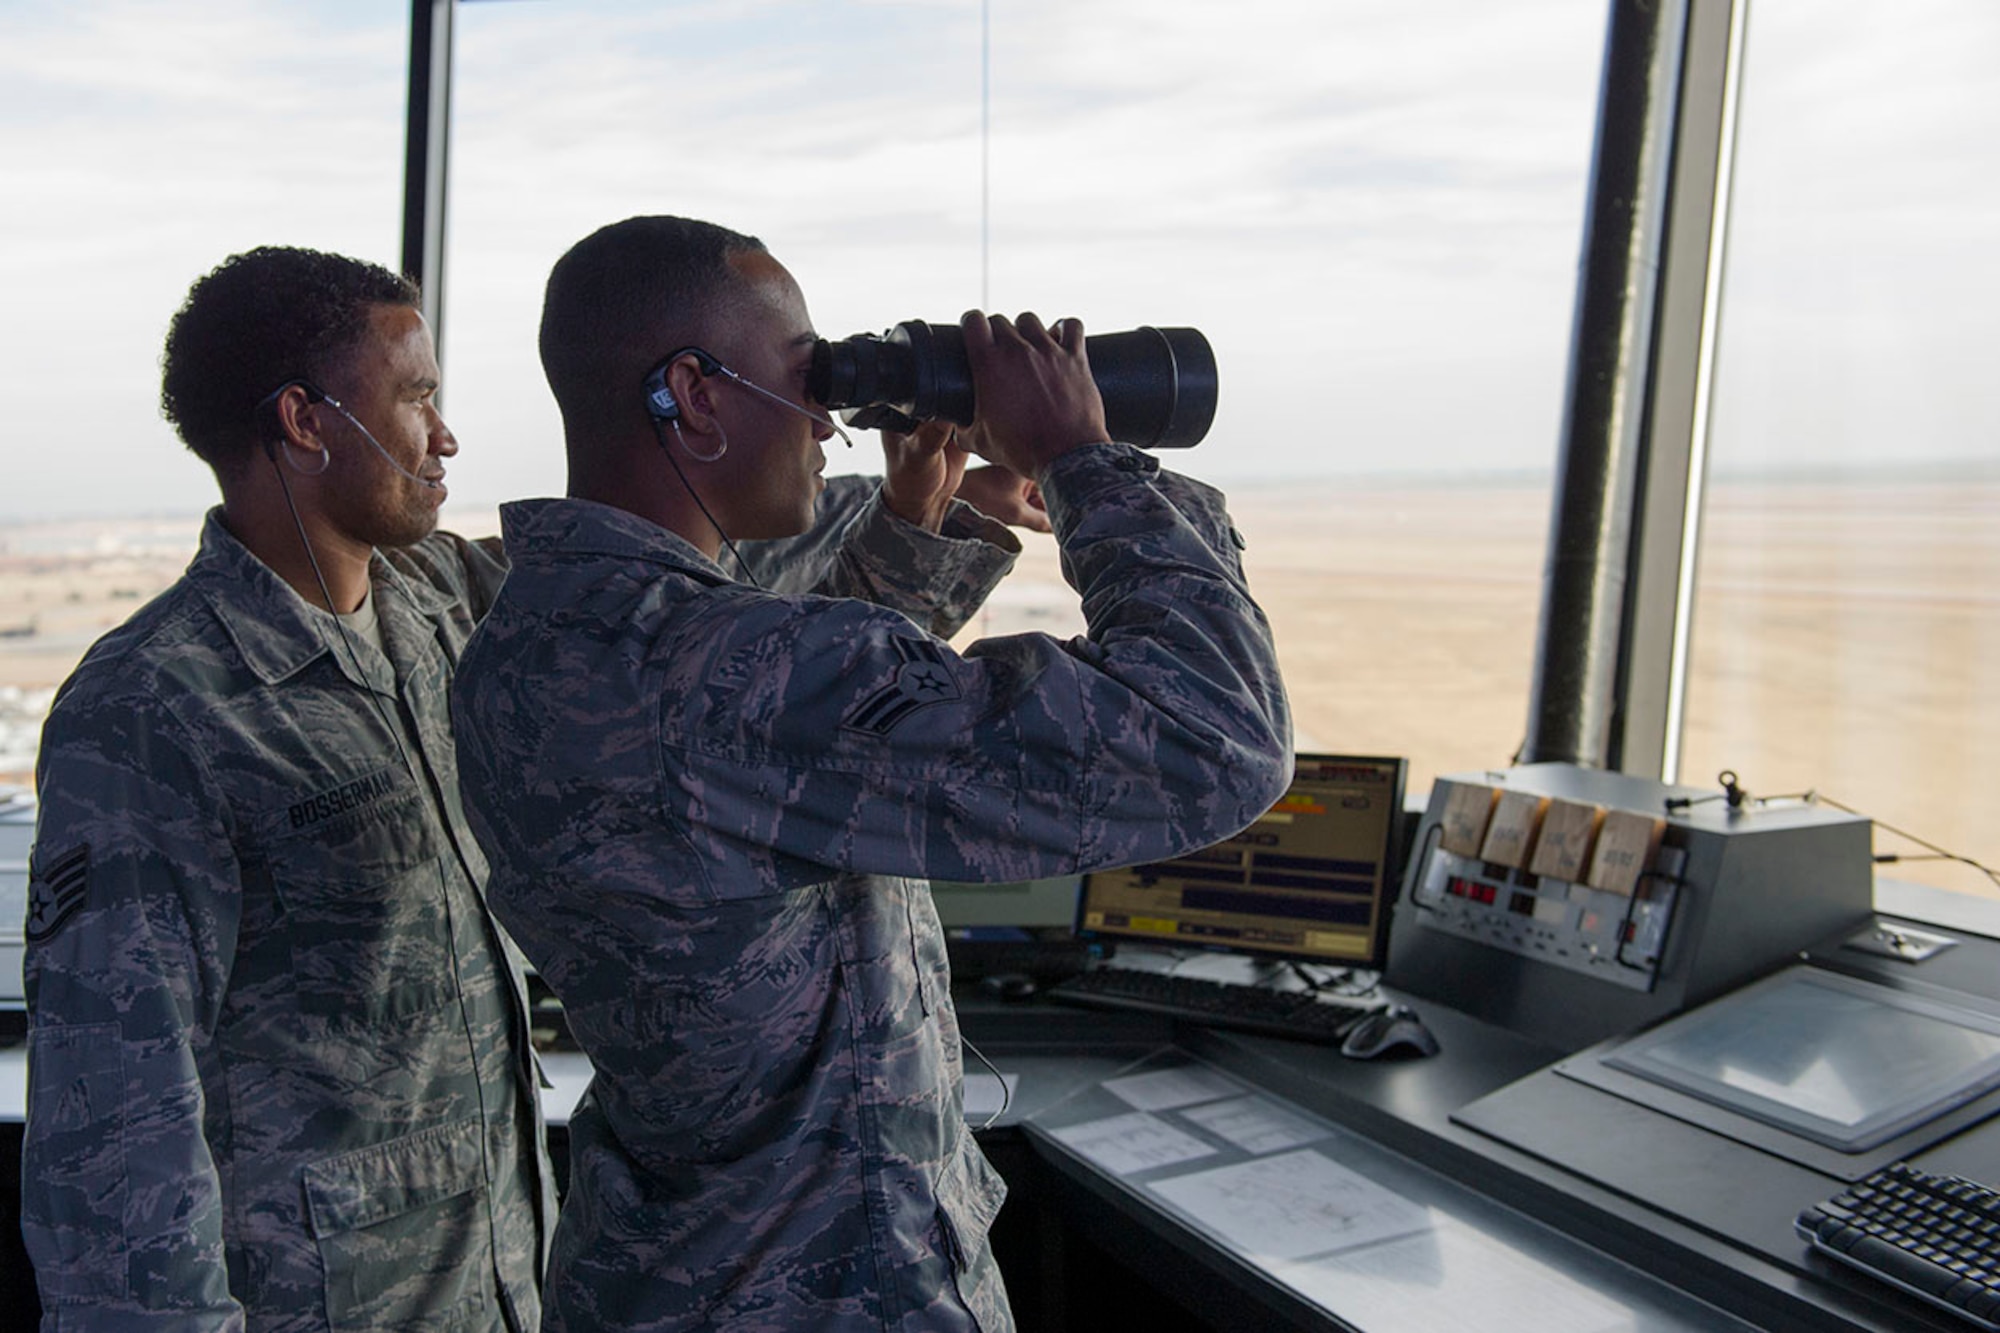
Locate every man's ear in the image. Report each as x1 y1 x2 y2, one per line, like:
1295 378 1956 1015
667 357 723 441
262 382 331 465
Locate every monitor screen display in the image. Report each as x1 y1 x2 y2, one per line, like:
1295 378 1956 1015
1605 966 2000 1152
1073 754 1408 969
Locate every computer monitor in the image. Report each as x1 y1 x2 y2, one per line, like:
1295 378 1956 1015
1074 754 1408 970
930 876 1083 931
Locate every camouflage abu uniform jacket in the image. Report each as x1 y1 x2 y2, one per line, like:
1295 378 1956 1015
450 443 1293 1333
23 482 1010 1333
23 513 548 1333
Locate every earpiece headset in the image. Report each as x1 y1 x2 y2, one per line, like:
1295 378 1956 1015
256 379 328 461
642 349 722 422
253 378 441 490
638 347 761 586
634 345 855 589
642 346 852 445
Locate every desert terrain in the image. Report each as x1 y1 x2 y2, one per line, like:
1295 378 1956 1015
3 477 1994 900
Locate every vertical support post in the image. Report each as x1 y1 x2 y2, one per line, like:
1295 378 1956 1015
402 0 454 375
1613 0 1748 781
1523 0 1746 775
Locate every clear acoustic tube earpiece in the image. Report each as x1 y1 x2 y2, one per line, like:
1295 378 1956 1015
317 394 444 489
650 347 855 449
709 363 855 448
258 379 443 489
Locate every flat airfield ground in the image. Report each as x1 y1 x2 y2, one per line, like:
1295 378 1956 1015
4 478 1994 900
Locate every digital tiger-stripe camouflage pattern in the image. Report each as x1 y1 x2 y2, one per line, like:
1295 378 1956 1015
452 443 1293 1332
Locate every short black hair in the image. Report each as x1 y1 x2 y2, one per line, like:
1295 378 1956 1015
160 246 420 473
539 215 766 433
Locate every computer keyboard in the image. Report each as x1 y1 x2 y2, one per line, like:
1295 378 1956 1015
1796 1162 2000 1329
1044 967 1382 1044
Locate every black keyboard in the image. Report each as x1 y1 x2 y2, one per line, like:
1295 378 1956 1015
1796 1162 2000 1329
1045 967 1382 1044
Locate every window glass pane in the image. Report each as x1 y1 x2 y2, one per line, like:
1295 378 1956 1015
0 1 409 782
446 0 1605 796
1685 1 2000 896
0 1 410 519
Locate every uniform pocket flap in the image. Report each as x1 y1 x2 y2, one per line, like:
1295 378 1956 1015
935 1137 1008 1271
302 1116 487 1238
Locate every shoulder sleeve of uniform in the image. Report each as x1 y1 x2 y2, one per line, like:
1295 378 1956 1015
803 491 1019 637
22 684 246 1325
739 477 1020 634
656 445 1290 885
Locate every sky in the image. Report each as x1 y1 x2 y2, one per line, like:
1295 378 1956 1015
0 0 1994 521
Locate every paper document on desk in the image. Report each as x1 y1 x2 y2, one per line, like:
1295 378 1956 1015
1179 1095 1327 1155
1102 1064 1246 1111
1049 1111 1219 1176
1147 1148 1431 1263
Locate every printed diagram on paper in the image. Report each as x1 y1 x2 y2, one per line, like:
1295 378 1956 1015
1147 1148 1433 1263
1101 1064 1246 1112
1048 1110 1219 1176
1178 1095 1327 1155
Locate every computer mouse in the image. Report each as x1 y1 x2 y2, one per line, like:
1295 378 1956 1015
1340 1006 1440 1060
978 972 1038 1002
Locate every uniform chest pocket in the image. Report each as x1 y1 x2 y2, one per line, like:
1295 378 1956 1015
260 781 458 1025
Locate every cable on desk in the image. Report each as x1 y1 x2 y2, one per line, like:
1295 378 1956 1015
1665 772 2000 892
1289 961 1382 1000
1663 768 1749 814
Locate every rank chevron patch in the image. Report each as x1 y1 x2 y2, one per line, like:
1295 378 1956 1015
845 636 962 736
26 844 91 943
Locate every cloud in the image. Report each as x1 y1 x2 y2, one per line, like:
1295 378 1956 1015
4 0 1991 519
0 0 409 517
431 0 1604 503
1709 0 2000 470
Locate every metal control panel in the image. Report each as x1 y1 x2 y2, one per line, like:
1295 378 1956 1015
1408 841 1686 993
1387 764 1875 1051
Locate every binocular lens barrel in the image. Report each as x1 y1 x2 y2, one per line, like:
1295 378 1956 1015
808 321 1217 449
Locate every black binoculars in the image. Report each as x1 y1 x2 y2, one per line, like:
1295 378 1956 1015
808 321 1217 449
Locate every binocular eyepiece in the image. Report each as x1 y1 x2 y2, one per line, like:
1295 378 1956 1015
808 321 1217 449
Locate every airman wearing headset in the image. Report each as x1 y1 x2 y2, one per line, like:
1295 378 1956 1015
20 244 1038 1332
450 215 1292 1332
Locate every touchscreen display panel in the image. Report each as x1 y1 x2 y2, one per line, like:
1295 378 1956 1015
1606 968 2000 1152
